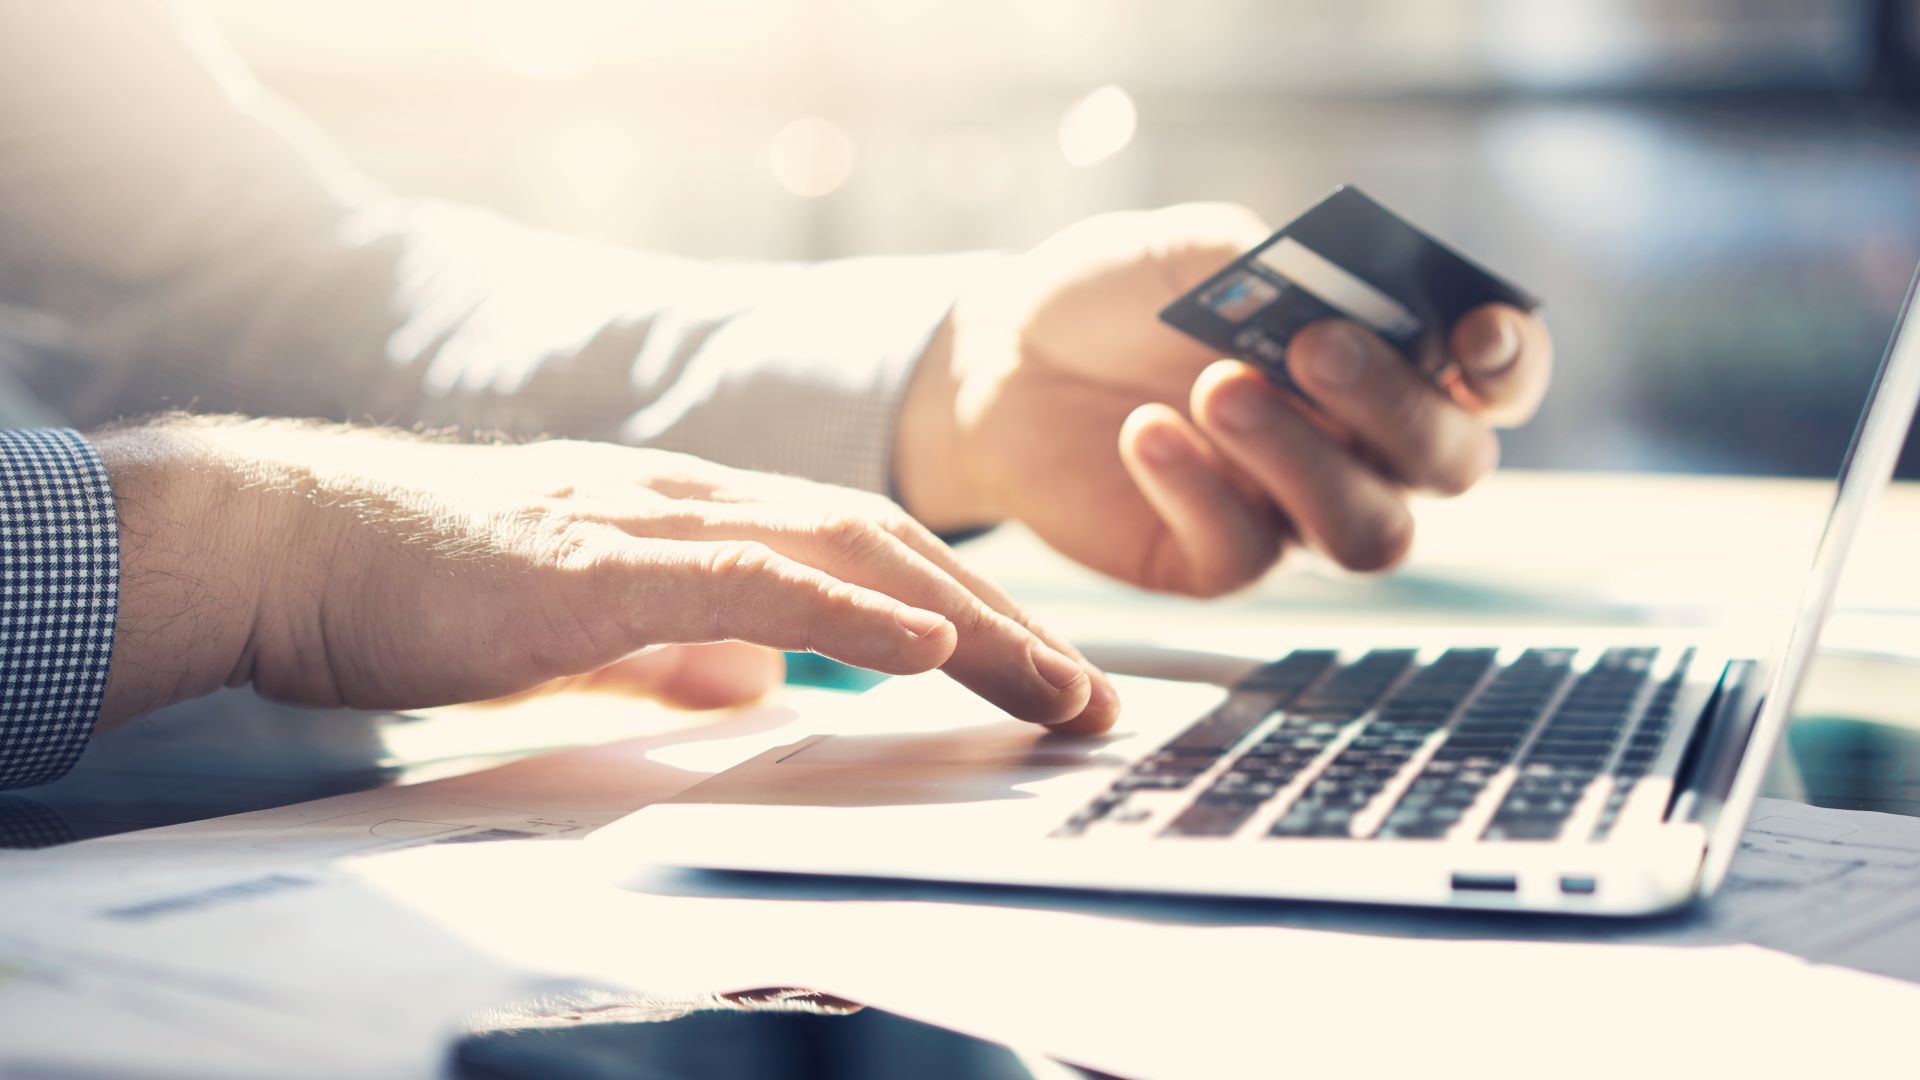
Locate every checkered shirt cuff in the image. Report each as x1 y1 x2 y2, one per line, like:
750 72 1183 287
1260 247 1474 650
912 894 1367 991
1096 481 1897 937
0 429 118 789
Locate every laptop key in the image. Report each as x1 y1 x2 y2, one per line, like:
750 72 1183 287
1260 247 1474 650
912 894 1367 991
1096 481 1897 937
1165 801 1266 837
1166 693 1284 755
1481 648 1657 842
1114 773 1200 792
1160 651 1435 841
1263 649 1497 840
1058 650 1353 836
1375 649 1577 839
1238 649 1340 694
1590 649 1695 842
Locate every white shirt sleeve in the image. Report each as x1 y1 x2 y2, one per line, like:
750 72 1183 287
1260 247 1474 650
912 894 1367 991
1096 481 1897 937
0 1 997 497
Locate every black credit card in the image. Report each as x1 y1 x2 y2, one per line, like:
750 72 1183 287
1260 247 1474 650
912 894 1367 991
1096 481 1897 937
1158 186 1540 394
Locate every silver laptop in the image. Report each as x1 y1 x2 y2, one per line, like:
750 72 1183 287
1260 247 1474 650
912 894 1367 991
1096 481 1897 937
603 271 1920 917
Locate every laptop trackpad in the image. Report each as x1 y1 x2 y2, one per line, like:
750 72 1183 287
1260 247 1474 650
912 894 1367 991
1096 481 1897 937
778 730 1121 769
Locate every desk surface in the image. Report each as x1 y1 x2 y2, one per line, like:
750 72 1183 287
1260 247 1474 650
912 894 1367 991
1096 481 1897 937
14 469 1920 847
9 469 1920 1079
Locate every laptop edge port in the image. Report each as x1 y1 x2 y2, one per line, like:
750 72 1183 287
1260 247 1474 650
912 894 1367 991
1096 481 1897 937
1449 872 1518 893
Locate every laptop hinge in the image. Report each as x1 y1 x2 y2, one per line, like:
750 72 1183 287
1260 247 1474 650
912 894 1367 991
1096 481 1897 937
1667 659 1762 828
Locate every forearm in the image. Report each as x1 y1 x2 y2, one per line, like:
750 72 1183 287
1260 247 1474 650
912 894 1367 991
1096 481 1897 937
1 2 992 499
0 0 658 443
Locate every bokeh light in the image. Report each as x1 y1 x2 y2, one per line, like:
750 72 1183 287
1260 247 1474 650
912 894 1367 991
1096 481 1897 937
768 117 857 198
1057 84 1137 169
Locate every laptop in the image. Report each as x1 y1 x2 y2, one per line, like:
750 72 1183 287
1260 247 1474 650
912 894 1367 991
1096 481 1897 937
600 270 1920 917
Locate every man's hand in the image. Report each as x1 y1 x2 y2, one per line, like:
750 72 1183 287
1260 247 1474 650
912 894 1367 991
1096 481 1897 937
92 418 1117 734
896 203 1553 595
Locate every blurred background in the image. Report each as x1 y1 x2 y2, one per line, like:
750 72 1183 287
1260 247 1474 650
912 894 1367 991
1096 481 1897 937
202 0 1920 480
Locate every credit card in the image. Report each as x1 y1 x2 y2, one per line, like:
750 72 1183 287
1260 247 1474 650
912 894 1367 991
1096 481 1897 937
1158 186 1540 394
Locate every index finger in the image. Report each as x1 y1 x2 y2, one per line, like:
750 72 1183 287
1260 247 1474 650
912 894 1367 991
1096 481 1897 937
614 506 1106 730
1447 304 1553 426
877 513 1122 734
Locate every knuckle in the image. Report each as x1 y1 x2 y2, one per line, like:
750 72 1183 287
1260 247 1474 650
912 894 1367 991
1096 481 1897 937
818 512 894 563
875 504 926 543
818 578 869 622
1372 387 1469 494
1427 429 1498 497
1338 508 1415 573
840 492 922 541
698 540 785 640
703 539 780 584
508 501 615 573
1378 379 1434 447
952 599 999 642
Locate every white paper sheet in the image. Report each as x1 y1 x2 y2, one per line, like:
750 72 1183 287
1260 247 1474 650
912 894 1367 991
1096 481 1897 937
12 663 1920 1080
0 692 860 1078
331 807 1920 1080
14 796 1920 1080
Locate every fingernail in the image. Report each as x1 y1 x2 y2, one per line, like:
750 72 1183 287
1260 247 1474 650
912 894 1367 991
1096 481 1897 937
1211 379 1271 434
1087 670 1120 713
1030 642 1089 692
1136 426 1186 467
1305 322 1368 388
1462 313 1520 376
894 606 948 638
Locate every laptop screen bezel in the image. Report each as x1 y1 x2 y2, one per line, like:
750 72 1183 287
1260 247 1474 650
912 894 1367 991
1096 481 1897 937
1695 265 1920 890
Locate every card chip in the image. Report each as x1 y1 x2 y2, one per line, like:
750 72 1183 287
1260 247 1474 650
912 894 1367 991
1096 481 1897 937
1198 270 1279 323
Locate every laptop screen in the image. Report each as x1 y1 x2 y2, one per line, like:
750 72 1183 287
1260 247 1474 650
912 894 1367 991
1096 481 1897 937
1701 266 1920 886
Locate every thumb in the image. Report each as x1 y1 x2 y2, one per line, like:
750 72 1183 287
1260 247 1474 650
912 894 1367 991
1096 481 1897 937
580 643 788 709
481 643 787 710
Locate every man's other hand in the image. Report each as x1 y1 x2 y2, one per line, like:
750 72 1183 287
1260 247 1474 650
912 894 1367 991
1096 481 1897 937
92 419 1117 734
896 203 1553 596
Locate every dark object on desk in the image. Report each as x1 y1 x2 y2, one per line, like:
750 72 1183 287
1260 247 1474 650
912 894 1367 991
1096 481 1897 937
0 794 74 849
452 1003 1116 1080
1789 714 1920 817
1158 185 1538 396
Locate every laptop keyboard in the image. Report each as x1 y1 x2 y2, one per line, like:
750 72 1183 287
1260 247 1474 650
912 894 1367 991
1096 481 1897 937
1056 646 1697 843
